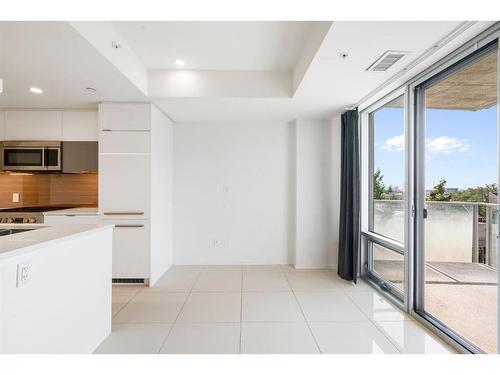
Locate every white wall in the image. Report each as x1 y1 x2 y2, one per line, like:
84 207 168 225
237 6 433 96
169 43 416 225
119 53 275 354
294 119 330 268
292 117 341 269
174 122 290 265
149 70 291 98
0 111 5 140
287 123 298 265
150 105 174 284
173 118 342 268
329 116 342 269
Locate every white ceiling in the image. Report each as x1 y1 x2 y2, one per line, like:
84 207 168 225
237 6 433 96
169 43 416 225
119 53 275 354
152 21 485 122
112 21 314 71
292 21 467 107
0 22 146 109
0 21 495 122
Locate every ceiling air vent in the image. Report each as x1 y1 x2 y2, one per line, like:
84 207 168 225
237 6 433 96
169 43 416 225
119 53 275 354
367 50 408 72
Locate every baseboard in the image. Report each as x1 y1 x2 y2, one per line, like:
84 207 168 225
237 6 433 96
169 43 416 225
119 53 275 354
170 263 338 271
293 263 337 271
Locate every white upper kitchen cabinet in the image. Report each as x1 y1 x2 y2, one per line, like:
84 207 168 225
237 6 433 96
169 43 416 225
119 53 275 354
4 110 62 140
62 111 98 141
98 103 150 131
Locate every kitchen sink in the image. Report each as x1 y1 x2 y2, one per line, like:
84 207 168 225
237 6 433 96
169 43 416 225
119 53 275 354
0 228 38 237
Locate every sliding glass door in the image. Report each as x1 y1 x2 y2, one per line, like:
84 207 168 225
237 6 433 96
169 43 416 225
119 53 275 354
414 43 498 353
360 27 500 353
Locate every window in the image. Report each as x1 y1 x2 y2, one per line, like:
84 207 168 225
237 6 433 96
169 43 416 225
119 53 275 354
370 95 405 243
361 93 406 299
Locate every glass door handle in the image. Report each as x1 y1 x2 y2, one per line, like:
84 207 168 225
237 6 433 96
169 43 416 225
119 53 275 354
423 208 428 219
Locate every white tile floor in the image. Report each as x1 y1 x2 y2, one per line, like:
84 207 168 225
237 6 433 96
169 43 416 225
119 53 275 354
95 266 456 354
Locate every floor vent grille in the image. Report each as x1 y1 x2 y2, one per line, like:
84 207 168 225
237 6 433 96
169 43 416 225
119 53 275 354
112 278 145 284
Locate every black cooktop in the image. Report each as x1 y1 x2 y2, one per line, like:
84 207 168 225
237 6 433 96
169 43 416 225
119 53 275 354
0 206 77 213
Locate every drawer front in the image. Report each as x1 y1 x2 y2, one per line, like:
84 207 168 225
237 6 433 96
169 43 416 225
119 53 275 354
99 131 150 154
43 214 99 224
99 103 150 131
101 220 150 279
99 154 150 219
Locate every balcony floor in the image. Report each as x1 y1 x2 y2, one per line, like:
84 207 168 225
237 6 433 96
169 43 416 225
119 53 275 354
373 260 498 353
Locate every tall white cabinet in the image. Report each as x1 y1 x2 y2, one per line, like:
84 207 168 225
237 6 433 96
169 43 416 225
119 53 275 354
98 103 173 285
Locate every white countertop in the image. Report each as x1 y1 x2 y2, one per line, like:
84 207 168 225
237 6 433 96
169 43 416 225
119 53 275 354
0 223 113 260
43 207 98 216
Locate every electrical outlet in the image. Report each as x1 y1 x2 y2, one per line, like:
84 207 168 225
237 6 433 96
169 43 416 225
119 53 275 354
17 262 31 287
12 192 20 203
213 239 220 248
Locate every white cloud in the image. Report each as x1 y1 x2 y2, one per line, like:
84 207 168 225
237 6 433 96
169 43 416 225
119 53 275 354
379 134 470 155
426 136 470 154
380 134 405 152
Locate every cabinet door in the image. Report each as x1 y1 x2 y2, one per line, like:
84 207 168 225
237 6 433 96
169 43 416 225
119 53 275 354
99 103 150 131
62 142 98 173
62 111 98 141
99 154 150 219
43 214 99 224
102 220 150 279
4 111 62 140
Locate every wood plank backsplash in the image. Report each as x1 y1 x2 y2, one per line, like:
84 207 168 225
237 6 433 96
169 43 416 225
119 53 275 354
0 173 98 208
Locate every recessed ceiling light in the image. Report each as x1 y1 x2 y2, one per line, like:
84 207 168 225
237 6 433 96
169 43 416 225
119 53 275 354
175 59 185 67
30 87 43 94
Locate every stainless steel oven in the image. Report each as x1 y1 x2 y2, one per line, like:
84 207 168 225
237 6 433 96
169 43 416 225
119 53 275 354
1 141 62 171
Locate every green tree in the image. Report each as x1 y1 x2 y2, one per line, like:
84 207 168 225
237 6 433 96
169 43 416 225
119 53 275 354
451 183 498 219
452 183 498 203
373 168 387 200
428 179 452 201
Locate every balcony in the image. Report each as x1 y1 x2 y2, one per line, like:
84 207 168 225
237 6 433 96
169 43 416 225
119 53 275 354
373 200 498 353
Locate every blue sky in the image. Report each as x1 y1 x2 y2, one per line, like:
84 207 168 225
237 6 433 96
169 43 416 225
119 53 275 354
374 105 497 190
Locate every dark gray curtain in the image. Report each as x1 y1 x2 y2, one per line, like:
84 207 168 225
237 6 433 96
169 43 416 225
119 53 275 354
337 109 360 283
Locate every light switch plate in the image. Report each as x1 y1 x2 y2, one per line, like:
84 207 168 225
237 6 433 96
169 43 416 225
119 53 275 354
12 192 20 203
17 262 31 287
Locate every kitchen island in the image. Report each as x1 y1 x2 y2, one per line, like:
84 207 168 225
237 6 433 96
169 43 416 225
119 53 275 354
0 223 113 353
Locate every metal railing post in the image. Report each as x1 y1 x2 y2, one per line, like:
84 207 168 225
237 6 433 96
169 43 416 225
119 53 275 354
472 204 479 264
486 205 492 266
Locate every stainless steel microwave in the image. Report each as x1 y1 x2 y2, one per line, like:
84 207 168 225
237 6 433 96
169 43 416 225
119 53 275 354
1 141 62 171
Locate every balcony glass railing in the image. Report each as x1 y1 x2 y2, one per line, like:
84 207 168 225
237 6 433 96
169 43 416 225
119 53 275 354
373 200 498 269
